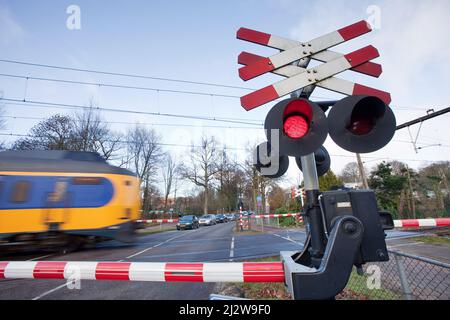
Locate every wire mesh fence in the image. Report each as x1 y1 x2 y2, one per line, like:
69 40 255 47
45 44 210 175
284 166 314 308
340 250 449 300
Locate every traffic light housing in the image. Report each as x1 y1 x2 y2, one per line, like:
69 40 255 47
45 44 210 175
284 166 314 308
254 142 289 178
255 95 396 179
327 95 396 153
295 146 331 177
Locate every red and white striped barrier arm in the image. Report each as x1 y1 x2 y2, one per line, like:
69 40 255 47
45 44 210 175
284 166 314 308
238 52 391 105
393 218 450 228
249 215 449 229
253 213 301 219
237 27 381 78
137 219 178 223
0 261 284 283
240 45 380 110
238 20 371 81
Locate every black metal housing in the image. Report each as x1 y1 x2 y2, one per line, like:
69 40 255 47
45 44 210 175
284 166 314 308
253 142 289 178
327 95 396 153
320 189 390 264
295 146 331 177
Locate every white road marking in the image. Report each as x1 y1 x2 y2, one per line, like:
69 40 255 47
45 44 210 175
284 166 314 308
126 229 197 259
271 233 302 245
229 237 235 261
32 282 68 301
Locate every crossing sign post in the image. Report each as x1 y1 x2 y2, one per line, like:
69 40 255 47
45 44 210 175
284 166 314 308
237 20 395 300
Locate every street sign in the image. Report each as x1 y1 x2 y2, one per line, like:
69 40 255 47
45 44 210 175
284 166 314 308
236 20 391 111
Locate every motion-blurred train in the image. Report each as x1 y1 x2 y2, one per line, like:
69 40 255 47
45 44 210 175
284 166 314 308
0 150 141 252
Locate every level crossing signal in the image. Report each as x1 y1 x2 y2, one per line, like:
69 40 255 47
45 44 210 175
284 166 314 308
238 20 396 178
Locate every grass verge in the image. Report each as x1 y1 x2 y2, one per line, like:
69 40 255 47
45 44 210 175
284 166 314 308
137 226 176 235
338 269 402 300
409 236 450 247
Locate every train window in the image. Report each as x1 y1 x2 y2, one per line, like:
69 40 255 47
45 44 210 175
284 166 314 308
10 181 31 203
72 177 102 185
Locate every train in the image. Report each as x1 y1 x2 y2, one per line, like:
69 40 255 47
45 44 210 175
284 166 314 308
0 150 141 252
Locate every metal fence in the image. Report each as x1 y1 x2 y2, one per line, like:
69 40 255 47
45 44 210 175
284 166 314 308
248 216 300 232
341 250 449 300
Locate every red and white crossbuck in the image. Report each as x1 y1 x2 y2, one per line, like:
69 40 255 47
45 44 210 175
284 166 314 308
237 20 391 111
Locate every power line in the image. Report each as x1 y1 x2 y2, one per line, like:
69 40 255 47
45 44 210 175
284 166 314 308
0 72 438 112
0 98 264 127
0 132 444 163
0 73 242 99
0 72 335 102
0 132 248 151
3 114 450 147
0 114 262 130
0 59 255 91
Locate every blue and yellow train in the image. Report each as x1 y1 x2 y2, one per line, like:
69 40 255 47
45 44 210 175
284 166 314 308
0 150 141 251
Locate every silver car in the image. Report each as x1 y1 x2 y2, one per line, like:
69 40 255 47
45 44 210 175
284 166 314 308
225 213 235 221
199 214 216 226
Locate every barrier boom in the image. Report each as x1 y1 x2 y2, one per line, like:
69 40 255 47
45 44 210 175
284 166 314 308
0 261 284 283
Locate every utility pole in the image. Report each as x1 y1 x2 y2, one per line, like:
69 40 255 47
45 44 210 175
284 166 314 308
405 165 416 219
356 153 369 189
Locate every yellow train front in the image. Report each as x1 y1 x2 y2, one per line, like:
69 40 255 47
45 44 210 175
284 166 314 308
0 150 141 251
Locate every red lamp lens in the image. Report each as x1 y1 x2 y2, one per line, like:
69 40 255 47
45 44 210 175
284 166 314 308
349 118 373 135
283 115 309 139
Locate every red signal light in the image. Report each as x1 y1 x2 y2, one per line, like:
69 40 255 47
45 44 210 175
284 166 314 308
282 100 312 139
283 115 309 139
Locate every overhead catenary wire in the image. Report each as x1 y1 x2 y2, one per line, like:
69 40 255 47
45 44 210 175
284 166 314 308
2 114 449 148
0 59 256 91
0 72 435 111
0 132 445 163
0 98 264 127
0 115 263 130
0 73 242 99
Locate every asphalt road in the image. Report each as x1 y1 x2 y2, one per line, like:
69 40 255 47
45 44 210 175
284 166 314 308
0 222 304 300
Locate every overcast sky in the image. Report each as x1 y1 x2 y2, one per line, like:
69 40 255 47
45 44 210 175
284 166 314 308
0 0 449 194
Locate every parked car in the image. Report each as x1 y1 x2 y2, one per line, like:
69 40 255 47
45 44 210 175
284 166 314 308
176 215 199 230
216 214 227 223
225 213 235 221
199 214 216 226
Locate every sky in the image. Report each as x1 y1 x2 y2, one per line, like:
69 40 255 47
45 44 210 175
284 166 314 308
0 0 449 195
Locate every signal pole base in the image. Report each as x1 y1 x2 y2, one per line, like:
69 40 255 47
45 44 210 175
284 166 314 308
281 215 363 300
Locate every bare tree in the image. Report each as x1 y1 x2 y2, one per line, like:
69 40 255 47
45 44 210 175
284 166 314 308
161 154 179 211
340 162 367 184
180 135 219 214
0 105 5 150
126 125 163 214
12 114 75 150
71 107 122 160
